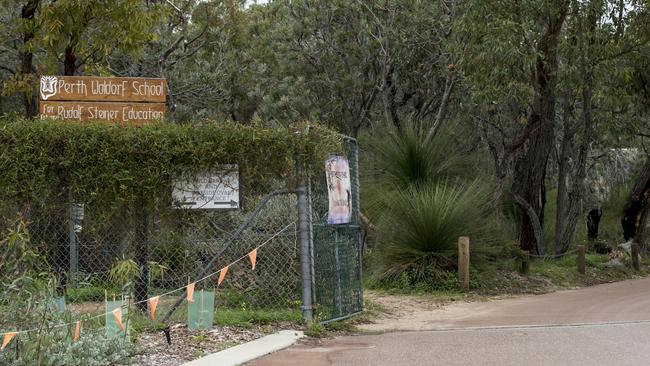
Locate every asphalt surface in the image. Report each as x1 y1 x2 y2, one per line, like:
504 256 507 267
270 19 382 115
247 277 650 366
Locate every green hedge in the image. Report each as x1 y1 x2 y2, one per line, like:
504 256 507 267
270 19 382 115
0 118 339 209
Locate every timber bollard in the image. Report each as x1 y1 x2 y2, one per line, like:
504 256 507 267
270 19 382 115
521 251 530 274
577 245 585 275
458 237 470 290
631 243 640 271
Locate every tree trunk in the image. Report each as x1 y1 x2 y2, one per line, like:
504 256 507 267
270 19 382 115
556 15 597 254
555 99 573 253
587 208 602 240
425 74 455 143
20 0 40 117
622 155 650 248
511 5 568 254
64 45 76 76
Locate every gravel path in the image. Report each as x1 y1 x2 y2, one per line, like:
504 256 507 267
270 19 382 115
132 324 268 366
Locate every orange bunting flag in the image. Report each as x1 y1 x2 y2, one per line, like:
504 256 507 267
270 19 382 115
218 266 229 287
148 296 160 320
73 321 80 342
249 249 257 270
112 308 124 332
1 332 16 350
187 283 195 303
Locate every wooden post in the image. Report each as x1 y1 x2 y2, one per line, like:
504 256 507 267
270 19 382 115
521 251 530 274
458 237 470 290
577 245 585 274
631 243 640 271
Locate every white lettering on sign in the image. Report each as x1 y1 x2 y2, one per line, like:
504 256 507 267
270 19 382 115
40 101 165 124
91 80 128 97
172 165 240 210
121 105 164 121
39 76 167 102
57 104 82 120
59 78 88 96
132 80 165 97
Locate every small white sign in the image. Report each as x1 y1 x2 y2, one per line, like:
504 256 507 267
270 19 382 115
172 165 240 209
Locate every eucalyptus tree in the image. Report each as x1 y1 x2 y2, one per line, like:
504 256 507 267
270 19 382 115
0 0 162 116
461 0 649 254
241 0 461 136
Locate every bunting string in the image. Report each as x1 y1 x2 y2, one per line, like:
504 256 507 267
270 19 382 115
0 221 296 346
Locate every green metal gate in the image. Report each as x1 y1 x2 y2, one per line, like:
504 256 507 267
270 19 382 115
310 137 363 323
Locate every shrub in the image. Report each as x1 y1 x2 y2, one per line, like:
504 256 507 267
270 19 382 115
0 327 138 366
0 219 138 365
372 181 500 284
362 123 478 190
363 123 505 287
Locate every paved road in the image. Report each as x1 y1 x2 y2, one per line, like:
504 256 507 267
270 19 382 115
248 277 650 366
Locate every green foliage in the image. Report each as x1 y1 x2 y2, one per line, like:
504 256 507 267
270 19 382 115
0 218 47 289
0 218 54 332
214 308 302 328
363 123 508 288
0 219 138 365
304 322 328 338
371 181 500 285
364 124 475 189
66 285 109 303
108 257 140 287
0 118 338 209
0 327 138 366
598 179 634 244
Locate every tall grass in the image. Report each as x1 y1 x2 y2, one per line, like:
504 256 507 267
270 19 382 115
362 123 506 287
364 123 476 189
373 181 499 283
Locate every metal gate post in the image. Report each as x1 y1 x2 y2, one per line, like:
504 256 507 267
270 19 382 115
68 203 80 288
296 151 314 324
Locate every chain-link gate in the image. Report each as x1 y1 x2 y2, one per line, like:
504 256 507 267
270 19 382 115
310 137 364 324
0 128 363 325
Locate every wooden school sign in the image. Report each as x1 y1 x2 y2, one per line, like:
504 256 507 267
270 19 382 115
39 76 166 124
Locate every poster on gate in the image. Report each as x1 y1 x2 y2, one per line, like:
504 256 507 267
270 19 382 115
325 155 352 224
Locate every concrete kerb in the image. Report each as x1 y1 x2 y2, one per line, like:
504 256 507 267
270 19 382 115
181 330 305 366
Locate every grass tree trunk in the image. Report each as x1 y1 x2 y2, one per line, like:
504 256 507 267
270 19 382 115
622 156 650 249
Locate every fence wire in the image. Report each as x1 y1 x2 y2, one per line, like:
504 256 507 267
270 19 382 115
311 138 364 323
0 132 363 324
0 178 300 312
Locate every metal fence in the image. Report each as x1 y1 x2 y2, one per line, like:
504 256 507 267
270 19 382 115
311 137 364 323
0 131 362 324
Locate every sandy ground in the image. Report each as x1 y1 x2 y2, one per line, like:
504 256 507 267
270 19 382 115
358 291 475 332
360 277 650 331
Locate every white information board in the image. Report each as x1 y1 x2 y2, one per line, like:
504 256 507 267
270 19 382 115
172 165 239 209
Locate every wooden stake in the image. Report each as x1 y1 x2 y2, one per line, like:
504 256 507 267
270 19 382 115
577 245 585 274
522 251 530 274
632 243 640 271
458 237 470 290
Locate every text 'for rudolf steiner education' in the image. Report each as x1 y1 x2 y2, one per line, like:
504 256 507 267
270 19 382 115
39 76 166 124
